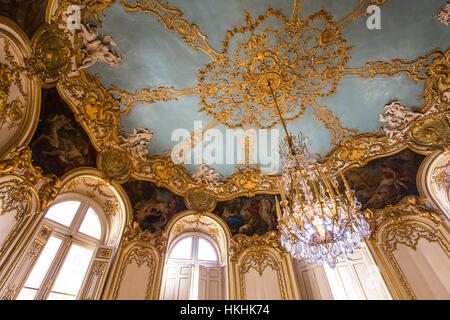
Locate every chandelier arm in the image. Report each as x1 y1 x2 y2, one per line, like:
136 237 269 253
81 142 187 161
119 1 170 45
267 80 295 152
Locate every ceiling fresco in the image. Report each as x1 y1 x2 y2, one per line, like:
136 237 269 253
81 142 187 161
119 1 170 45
342 148 425 210
85 0 450 177
30 87 97 177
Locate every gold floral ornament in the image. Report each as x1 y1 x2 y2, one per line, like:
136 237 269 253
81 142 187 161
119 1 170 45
198 9 352 131
27 25 73 83
97 148 131 182
0 180 33 221
0 38 27 131
0 63 24 129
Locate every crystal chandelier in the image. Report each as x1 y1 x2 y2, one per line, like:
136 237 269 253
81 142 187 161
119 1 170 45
267 82 371 268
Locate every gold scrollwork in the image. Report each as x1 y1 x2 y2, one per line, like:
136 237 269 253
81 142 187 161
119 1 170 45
121 222 166 255
0 180 33 221
118 0 219 60
229 230 283 262
0 38 26 130
239 247 287 300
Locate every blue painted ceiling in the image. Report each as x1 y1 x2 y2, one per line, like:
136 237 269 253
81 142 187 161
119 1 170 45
87 0 450 176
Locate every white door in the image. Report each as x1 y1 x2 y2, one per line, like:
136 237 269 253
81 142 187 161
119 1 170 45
161 264 192 300
198 265 221 300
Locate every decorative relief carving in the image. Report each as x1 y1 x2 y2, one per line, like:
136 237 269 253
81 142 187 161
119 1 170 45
97 148 131 182
96 247 113 259
91 260 108 276
0 285 17 300
192 163 224 187
432 159 450 190
0 180 33 221
27 24 73 83
239 248 287 300
364 196 444 238
229 230 283 262
122 222 167 255
384 223 444 252
119 128 153 161
0 146 60 216
434 3 450 26
0 38 26 131
61 176 120 216
118 0 219 60
184 189 217 212
379 101 421 145
78 23 122 69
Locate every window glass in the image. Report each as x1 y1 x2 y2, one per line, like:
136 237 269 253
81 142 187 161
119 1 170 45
78 207 102 239
16 236 63 300
49 244 94 299
16 287 38 300
197 238 218 261
23 237 62 289
45 201 80 227
169 236 193 259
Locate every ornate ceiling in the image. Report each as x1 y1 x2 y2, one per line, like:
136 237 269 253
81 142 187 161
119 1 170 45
84 0 449 177
1 0 448 202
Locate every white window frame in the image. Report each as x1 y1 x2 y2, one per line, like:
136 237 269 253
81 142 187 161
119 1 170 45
162 232 221 299
17 193 107 300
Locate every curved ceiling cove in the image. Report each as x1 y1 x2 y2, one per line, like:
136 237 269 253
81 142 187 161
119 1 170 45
84 0 449 177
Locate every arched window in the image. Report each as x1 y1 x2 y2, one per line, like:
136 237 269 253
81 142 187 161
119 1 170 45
16 197 106 300
161 234 222 300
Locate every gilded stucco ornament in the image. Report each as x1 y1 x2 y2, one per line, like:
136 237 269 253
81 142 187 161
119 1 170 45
0 180 33 221
0 146 60 217
184 189 217 212
0 37 27 131
364 196 444 239
121 222 166 254
229 230 284 262
434 3 450 27
97 148 131 182
27 24 73 84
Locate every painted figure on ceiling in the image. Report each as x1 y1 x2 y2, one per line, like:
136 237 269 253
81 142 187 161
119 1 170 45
30 89 97 176
123 179 186 233
218 195 278 235
344 149 424 210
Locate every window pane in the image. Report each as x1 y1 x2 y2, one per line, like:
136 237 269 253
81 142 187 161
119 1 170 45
78 207 101 239
23 236 63 289
16 288 37 300
45 201 80 227
47 292 76 300
197 238 218 261
169 236 193 259
49 244 94 297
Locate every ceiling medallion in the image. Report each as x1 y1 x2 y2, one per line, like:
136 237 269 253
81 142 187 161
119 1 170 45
97 148 131 182
198 8 351 130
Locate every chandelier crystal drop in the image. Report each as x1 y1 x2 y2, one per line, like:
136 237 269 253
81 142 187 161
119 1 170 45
266 80 371 269
275 133 371 268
